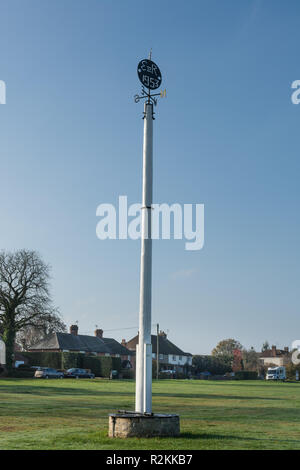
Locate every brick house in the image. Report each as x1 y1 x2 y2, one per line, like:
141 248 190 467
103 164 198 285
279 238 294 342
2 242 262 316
259 345 291 367
28 325 133 365
124 330 192 373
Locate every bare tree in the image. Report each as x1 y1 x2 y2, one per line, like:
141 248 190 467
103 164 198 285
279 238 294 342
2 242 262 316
0 250 59 371
242 347 260 371
17 312 66 351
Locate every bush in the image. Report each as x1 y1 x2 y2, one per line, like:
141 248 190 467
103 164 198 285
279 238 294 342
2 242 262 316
82 356 102 377
11 368 35 378
158 372 174 379
235 371 258 380
121 369 134 379
99 357 113 378
22 352 63 369
63 352 84 370
285 363 300 380
193 355 232 375
111 357 122 373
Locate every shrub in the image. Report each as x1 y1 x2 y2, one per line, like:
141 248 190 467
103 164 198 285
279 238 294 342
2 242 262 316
286 363 300 380
82 356 102 377
235 370 258 380
121 369 135 379
99 357 113 378
11 368 35 378
193 355 232 375
111 357 122 373
63 352 84 370
22 352 63 369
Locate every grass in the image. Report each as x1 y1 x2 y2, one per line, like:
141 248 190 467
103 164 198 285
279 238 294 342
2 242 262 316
0 378 300 449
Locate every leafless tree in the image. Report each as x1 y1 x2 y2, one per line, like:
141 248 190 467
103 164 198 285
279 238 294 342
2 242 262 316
0 250 59 371
17 313 66 351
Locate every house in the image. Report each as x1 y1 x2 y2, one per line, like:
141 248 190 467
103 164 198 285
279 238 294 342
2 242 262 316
124 330 192 373
28 325 133 365
260 345 291 367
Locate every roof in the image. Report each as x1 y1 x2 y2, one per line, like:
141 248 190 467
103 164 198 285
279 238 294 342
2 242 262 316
102 337 132 356
260 349 289 358
126 334 192 356
29 332 133 356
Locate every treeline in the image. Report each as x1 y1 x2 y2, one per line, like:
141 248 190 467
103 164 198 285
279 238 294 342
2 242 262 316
192 355 232 375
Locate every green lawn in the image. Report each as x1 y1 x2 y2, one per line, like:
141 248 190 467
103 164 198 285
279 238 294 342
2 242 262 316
0 378 300 450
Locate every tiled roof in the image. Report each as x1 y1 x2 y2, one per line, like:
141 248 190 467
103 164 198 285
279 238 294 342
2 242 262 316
102 337 132 356
126 334 192 356
29 333 132 355
260 349 289 358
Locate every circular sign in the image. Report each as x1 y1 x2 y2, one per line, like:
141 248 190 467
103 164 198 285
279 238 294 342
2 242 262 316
137 59 162 90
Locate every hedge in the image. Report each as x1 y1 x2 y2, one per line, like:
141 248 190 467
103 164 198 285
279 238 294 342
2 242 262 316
121 369 135 379
21 352 122 378
11 368 35 378
235 370 258 380
22 352 63 369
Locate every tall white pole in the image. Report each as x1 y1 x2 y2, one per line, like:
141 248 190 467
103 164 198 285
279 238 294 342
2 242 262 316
135 101 153 413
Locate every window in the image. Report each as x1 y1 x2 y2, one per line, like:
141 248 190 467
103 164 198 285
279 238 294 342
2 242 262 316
172 355 176 361
179 356 182 360
159 354 163 360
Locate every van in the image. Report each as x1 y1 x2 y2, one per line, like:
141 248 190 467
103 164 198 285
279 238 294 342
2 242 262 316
266 366 286 381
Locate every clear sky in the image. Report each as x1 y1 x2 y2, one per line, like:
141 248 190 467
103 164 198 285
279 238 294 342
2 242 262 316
1 0 299 354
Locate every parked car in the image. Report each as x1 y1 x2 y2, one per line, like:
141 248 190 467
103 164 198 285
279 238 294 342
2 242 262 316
34 367 64 379
64 368 95 379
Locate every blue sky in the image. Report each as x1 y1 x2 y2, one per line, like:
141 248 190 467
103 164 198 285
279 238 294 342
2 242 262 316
1 0 299 354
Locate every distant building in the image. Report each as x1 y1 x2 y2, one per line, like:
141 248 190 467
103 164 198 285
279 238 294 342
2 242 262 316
125 330 192 373
28 325 133 364
260 345 291 367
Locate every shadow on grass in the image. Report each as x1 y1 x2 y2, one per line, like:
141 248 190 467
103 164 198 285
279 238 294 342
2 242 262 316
0 384 288 402
198 381 300 389
0 384 133 397
153 392 283 401
178 432 300 445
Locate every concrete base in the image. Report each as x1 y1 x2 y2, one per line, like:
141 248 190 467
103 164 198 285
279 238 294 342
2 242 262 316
108 412 180 438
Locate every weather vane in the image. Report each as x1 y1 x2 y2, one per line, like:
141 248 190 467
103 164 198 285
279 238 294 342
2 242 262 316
134 53 166 106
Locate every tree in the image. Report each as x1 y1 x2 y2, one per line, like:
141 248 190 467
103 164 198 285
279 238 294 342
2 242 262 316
261 341 270 352
232 348 243 372
192 355 232 375
17 312 66 351
211 338 243 365
0 250 58 371
242 347 260 371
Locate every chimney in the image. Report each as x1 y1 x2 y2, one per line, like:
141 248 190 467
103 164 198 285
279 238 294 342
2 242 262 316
95 329 103 339
70 325 78 336
272 345 276 357
159 330 167 339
